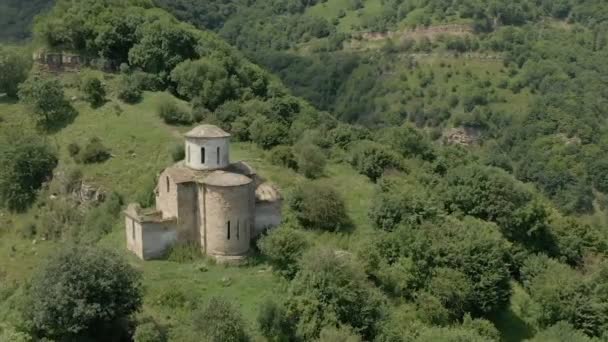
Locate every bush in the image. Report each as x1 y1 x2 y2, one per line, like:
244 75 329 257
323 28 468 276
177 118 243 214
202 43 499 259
286 248 387 340
18 75 77 131
349 141 403 182
67 142 80 158
0 135 58 211
249 116 288 149
258 226 308 279
294 143 326 179
269 145 297 170
81 75 106 107
191 297 249 342
117 75 143 104
170 144 185 162
79 137 110 164
287 181 348 231
158 99 192 125
26 246 142 340
317 325 362 342
257 300 295 342
134 319 165 342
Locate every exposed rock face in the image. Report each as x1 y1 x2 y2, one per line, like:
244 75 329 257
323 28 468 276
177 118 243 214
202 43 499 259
74 183 106 204
443 127 482 146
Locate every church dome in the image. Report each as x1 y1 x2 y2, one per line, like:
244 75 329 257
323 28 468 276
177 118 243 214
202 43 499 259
185 125 230 139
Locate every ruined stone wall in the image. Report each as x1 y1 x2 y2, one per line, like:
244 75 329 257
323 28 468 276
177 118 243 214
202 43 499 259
140 221 178 260
125 216 143 259
202 183 253 257
185 137 230 171
125 215 178 260
156 170 178 219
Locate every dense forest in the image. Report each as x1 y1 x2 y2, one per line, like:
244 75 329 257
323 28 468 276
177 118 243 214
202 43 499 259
0 0 53 41
1 0 608 341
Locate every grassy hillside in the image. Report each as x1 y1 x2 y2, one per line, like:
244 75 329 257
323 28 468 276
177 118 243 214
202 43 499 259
3 0 608 341
0 73 380 338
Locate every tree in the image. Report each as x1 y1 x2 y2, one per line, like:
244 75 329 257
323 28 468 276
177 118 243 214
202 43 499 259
0 46 30 98
369 179 441 231
0 135 57 211
26 246 142 340
171 58 235 110
258 226 308 279
249 116 288 149
349 141 403 182
286 248 387 340
128 17 198 76
257 299 294 342
525 259 608 337
293 142 326 179
117 74 143 104
526 322 597 342
192 297 249 342
78 137 111 164
81 75 106 108
18 75 76 130
287 181 348 231
443 164 555 252
317 325 363 342
375 125 435 161
158 98 192 125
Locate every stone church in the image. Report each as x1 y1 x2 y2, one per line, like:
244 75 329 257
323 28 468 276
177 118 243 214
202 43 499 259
124 125 282 261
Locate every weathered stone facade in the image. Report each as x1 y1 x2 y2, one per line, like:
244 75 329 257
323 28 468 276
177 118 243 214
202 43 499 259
125 125 281 261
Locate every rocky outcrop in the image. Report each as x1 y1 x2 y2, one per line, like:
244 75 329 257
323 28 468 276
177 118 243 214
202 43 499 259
443 127 481 146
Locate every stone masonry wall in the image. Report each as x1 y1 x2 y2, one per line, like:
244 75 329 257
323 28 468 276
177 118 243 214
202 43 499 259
185 137 230 171
202 183 253 257
156 170 178 219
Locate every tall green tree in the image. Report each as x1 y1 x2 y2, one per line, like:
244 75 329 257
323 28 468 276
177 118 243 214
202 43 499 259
27 246 142 340
286 248 387 340
0 46 31 98
0 135 57 211
18 75 76 130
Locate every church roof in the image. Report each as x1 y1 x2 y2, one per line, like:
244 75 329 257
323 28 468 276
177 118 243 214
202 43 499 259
163 161 256 184
203 171 252 187
185 125 231 139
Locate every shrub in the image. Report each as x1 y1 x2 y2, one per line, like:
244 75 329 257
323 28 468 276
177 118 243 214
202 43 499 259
79 137 110 164
349 141 403 182
294 143 326 179
0 135 58 211
191 297 249 342
18 75 77 131
158 99 192 125
257 300 295 342
81 75 106 107
287 181 348 231
26 246 142 340
249 116 288 149
258 226 308 279
166 243 202 263
269 145 297 170
170 144 185 162
134 320 165 342
286 248 387 340
67 142 80 158
317 325 362 342
117 75 143 104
